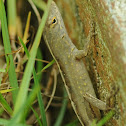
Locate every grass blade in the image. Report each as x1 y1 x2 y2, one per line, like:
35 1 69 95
32 0 47 11
19 36 47 125
7 0 16 34
0 0 19 104
36 48 43 82
0 118 31 126
64 120 78 126
96 110 115 126
13 0 53 122
13 0 53 118
7 80 40 125
54 89 68 126
0 88 17 94
0 93 13 115
31 107 42 126
41 59 55 72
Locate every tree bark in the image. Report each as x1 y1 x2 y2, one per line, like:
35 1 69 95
55 0 126 125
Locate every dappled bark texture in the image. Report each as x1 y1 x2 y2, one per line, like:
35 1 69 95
55 0 126 125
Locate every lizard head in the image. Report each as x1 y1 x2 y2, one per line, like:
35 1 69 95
44 1 67 37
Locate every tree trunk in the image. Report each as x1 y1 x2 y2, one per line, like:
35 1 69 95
55 0 126 125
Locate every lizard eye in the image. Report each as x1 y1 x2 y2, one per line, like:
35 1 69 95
52 18 57 24
50 17 57 28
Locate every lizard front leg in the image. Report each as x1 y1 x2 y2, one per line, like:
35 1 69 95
75 22 96 60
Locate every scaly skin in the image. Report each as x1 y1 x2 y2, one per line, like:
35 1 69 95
43 1 101 126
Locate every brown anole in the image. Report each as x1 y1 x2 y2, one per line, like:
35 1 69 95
43 1 109 126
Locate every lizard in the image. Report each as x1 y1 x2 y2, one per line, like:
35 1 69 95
43 1 109 126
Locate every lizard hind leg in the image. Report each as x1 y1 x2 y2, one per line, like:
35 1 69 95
84 86 119 110
83 93 111 110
